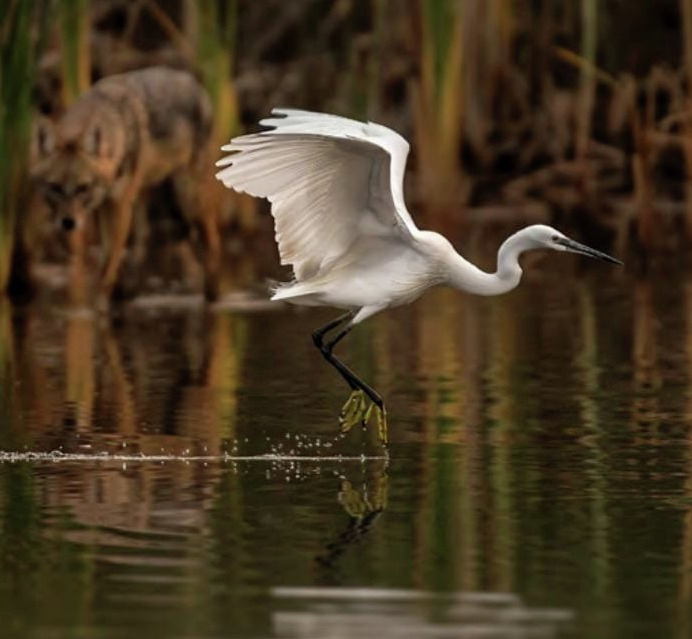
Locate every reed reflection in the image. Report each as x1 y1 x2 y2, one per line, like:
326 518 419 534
484 294 520 594
1 264 692 637
413 288 484 593
574 283 612 609
0 304 249 559
0 299 15 441
679 278 692 639
28 307 245 455
632 278 661 428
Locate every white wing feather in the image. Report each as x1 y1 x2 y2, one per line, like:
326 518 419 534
215 108 420 281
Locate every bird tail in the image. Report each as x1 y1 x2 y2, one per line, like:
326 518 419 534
270 279 320 305
270 281 300 300
265 278 285 297
268 271 301 296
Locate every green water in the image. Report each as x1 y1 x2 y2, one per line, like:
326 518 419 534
0 262 689 638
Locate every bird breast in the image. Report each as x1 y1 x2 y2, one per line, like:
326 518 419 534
316 240 442 310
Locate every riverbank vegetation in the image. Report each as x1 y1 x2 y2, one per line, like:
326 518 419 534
2 0 691 298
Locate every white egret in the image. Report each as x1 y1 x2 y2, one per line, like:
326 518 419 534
215 108 622 443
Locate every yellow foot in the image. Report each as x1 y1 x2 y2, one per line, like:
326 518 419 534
338 390 388 444
339 390 368 432
369 403 388 445
339 480 369 518
339 472 389 519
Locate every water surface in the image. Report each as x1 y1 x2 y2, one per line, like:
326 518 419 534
0 259 690 638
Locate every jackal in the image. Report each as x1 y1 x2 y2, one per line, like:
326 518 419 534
31 66 221 303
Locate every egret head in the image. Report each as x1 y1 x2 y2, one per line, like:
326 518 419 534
525 225 623 265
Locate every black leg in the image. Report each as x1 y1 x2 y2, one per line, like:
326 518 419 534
312 317 383 408
312 311 353 349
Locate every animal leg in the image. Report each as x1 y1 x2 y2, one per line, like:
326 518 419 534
312 315 363 393
200 213 222 301
311 312 354 351
173 168 222 301
323 326 383 406
99 180 139 306
312 317 388 443
66 216 88 307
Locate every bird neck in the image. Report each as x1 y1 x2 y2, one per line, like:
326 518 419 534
445 232 524 296
497 231 527 282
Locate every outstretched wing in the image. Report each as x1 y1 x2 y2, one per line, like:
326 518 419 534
215 108 420 281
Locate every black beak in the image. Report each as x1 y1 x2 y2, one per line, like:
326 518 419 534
61 216 76 232
556 237 623 265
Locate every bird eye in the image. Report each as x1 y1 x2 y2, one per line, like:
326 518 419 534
552 235 560 242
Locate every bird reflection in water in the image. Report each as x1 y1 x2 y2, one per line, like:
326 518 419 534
315 468 389 583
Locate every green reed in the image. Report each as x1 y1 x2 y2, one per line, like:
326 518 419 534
58 0 90 105
414 0 515 220
414 0 465 210
196 0 239 143
195 0 258 231
0 0 36 292
577 0 598 158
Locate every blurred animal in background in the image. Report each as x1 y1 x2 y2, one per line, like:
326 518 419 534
31 66 222 305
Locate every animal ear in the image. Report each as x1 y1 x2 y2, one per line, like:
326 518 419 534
83 123 106 157
32 117 56 158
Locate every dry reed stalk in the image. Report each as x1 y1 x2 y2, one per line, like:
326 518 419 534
142 0 194 58
621 93 655 251
555 46 658 250
680 0 692 242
